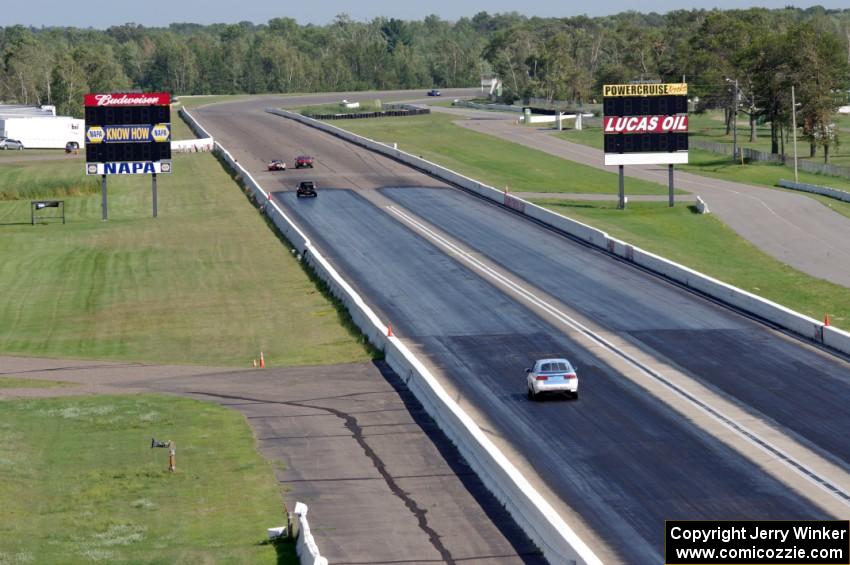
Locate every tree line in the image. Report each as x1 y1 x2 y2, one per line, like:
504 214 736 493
2 7 849 160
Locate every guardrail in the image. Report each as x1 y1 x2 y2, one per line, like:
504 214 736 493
452 100 522 113
181 106 602 565
778 178 850 203
267 108 850 360
304 104 429 120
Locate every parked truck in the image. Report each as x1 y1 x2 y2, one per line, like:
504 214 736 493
0 116 85 149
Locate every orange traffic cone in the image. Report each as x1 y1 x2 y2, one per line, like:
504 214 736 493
387 324 394 337
259 352 265 368
824 313 831 327
268 191 273 201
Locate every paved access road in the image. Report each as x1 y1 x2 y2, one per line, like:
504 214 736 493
432 105 850 288
196 96 850 564
0 356 543 564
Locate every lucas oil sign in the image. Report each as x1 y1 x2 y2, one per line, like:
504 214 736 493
603 83 689 166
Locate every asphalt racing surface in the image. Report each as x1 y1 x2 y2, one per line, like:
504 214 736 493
196 94 850 564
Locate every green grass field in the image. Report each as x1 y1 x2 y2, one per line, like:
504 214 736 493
0 150 371 366
0 158 98 201
0 394 296 564
0 376 75 388
533 200 849 327
333 112 673 195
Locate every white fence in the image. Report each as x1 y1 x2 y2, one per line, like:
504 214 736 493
181 106 602 565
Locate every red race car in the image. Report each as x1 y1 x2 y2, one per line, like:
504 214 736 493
294 155 314 168
267 159 287 171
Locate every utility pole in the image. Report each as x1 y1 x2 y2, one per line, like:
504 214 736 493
725 78 739 161
791 85 799 183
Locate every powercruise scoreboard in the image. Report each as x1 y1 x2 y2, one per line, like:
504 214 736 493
84 92 172 175
603 83 688 166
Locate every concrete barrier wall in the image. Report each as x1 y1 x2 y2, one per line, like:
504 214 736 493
294 503 328 565
824 326 850 354
184 106 601 565
172 138 214 152
778 179 850 203
266 108 845 358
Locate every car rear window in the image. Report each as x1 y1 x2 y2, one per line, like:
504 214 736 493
540 361 570 372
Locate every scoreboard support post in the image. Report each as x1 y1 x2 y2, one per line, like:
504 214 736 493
618 165 625 210
101 175 108 221
668 164 674 207
152 173 158 218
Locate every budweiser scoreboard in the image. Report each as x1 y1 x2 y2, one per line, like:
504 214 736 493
84 92 172 175
602 83 688 166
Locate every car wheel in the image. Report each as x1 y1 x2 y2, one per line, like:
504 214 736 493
572 392 579 400
528 387 538 401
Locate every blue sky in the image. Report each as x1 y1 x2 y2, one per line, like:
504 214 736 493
3 1 847 28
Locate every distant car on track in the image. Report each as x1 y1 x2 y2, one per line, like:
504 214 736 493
526 358 578 401
0 137 24 150
295 155 314 168
427 89 442 97
296 180 317 198
267 159 287 171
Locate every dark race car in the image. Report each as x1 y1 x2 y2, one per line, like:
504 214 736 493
267 159 287 171
295 155 314 168
296 181 317 198
427 89 442 96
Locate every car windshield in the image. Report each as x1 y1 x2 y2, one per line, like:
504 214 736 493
539 361 571 373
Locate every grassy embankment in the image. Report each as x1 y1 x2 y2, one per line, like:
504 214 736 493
324 110 675 195
329 112 849 327
0 394 296 564
0 112 372 366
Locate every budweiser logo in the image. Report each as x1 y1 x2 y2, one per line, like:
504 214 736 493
93 93 164 106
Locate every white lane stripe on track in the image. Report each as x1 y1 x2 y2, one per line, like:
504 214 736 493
386 204 850 508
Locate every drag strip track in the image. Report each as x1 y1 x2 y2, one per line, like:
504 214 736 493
275 189 826 563
381 188 850 468
196 97 850 563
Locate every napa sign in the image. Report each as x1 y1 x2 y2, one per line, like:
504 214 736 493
86 123 170 144
86 160 172 175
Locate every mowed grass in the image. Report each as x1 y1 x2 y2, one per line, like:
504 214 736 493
333 112 671 195
0 394 296 564
0 376 75 388
0 157 99 200
533 200 849 328
0 151 371 366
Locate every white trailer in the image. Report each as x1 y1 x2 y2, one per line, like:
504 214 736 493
0 116 85 149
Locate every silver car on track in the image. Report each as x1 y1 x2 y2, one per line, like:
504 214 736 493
526 358 579 400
